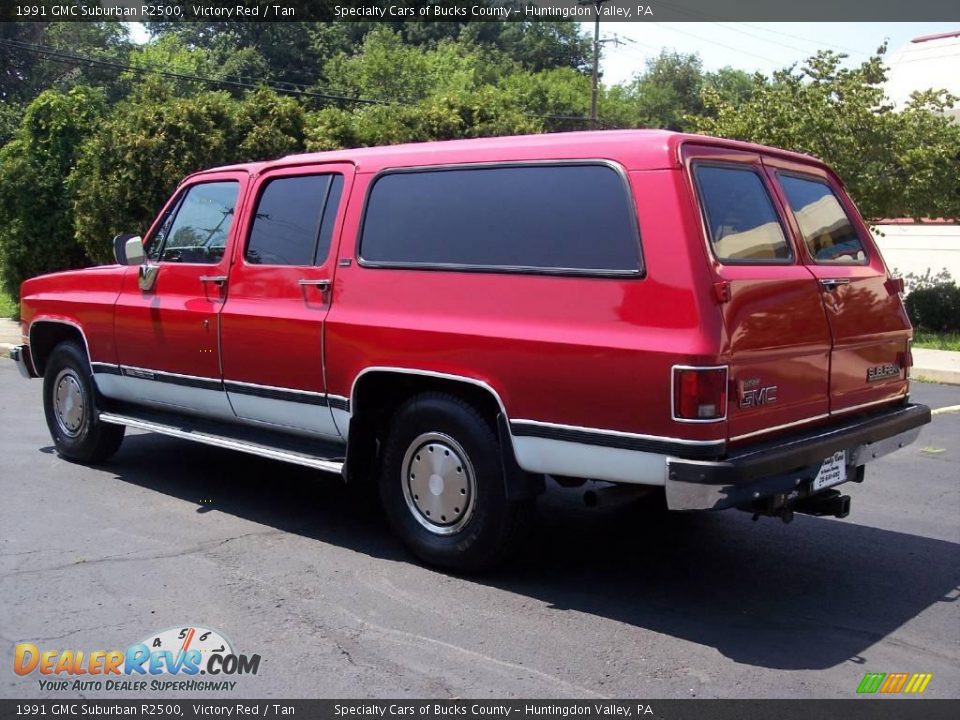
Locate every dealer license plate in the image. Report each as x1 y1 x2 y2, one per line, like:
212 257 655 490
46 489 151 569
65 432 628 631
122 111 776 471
812 451 847 492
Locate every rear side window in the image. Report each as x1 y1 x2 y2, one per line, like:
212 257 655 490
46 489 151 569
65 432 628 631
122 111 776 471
359 164 641 274
246 174 344 266
779 174 866 264
694 165 792 263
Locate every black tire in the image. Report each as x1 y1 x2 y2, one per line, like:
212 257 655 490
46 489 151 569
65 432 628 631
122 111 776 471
42 341 125 464
379 392 532 572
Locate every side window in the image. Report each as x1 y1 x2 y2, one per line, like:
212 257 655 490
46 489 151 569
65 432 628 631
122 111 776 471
779 174 866 264
693 165 792 263
245 174 343 266
148 181 239 264
359 164 641 274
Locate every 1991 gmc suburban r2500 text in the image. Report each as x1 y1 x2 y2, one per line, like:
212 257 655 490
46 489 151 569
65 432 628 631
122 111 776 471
11 130 931 571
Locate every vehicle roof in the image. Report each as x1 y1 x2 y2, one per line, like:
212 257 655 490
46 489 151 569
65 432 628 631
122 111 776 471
191 129 829 179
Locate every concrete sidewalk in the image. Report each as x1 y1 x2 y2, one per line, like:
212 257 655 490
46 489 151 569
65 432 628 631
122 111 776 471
2 315 959 385
0 317 20 356
912 347 960 385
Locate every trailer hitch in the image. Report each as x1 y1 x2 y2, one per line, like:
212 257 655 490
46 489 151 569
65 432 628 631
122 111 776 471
744 488 852 524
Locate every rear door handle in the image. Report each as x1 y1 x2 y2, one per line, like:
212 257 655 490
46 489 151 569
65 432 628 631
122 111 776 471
819 278 850 291
199 275 227 286
298 279 331 290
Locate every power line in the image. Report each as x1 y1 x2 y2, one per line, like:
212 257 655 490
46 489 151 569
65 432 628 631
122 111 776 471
648 23 784 66
658 2 872 57
0 38 394 106
709 22 853 58
737 22 872 57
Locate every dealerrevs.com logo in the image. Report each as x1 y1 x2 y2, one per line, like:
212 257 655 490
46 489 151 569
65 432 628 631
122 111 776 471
14 626 261 693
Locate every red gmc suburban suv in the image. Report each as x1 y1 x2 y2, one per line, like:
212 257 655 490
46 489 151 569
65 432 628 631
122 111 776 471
11 130 931 570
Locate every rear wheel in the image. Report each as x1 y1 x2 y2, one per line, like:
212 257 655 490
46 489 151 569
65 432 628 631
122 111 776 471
379 393 532 572
42 341 124 464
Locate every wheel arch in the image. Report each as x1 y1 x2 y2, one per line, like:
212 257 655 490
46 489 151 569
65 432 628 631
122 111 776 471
344 367 529 493
29 319 91 376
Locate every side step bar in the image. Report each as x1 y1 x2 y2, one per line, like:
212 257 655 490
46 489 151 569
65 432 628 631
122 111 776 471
99 411 345 475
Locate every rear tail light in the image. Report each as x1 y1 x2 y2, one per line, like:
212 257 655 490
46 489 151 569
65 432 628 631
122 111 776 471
673 366 728 421
901 342 913 379
885 276 905 295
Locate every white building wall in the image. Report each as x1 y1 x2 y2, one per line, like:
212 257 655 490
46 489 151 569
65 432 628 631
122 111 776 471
871 224 960 283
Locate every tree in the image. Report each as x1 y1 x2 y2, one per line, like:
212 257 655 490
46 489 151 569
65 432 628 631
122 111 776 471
0 21 131 105
69 81 307 263
0 87 105 298
615 50 758 131
144 22 323 91
696 48 960 220
305 29 541 149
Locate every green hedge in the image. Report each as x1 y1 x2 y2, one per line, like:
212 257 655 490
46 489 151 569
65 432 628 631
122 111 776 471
905 283 960 333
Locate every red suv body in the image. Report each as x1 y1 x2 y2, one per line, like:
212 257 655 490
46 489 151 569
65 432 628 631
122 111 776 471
11 130 930 570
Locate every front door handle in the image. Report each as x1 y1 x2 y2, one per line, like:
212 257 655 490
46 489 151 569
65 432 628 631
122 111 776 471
199 275 228 286
819 278 851 291
298 279 331 290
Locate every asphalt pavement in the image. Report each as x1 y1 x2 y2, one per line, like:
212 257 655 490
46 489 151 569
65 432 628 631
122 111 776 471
1 361 957 699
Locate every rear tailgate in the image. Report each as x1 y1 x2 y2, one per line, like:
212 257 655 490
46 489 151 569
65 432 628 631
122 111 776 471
763 156 911 416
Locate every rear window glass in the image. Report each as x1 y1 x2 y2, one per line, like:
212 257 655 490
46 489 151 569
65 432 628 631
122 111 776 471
694 165 792 263
246 174 343 266
359 164 641 274
779 175 866 264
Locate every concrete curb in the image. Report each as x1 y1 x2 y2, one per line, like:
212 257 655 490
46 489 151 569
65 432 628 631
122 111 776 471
914 371 960 386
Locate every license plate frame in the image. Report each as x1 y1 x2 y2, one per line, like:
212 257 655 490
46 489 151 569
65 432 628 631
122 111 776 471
812 450 847 492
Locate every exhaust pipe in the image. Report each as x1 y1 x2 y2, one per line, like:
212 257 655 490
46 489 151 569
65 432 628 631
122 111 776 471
792 489 851 519
583 483 653 508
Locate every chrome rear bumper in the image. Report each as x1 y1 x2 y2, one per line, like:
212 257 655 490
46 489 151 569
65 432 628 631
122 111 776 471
665 403 930 511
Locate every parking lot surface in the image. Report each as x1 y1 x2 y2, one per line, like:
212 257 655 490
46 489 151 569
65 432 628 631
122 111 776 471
1 362 958 699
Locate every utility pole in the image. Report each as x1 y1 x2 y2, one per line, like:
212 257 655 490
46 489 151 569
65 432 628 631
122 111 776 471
579 0 611 129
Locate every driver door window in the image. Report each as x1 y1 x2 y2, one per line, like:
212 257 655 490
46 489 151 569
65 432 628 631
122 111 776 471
149 181 239 264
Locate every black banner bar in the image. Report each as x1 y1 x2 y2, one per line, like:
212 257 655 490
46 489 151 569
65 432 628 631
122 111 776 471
1 700 959 720
1 0 959 23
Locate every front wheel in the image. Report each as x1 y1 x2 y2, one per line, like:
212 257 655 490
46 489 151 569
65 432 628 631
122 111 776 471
42 341 124 464
379 393 532 572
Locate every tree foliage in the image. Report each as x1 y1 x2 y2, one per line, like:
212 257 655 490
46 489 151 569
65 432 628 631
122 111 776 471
696 49 960 220
0 20 132 103
613 51 758 131
0 86 105 297
70 81 307 264
305 28 540 148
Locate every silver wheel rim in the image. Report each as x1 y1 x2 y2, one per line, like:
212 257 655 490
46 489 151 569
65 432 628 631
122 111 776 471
401 432 477 536
53 368 86 438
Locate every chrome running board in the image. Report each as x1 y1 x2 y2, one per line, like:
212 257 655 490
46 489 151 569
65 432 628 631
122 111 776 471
99 410 345 475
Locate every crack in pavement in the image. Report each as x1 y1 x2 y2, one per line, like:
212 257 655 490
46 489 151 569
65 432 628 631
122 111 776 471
15 622 130 643
0 530 282 581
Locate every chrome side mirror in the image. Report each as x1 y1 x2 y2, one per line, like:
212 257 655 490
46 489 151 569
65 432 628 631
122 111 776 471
112 234 144 266
124 237 145 266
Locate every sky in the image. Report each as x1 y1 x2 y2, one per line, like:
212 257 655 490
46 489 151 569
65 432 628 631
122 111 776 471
589 22 960 85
